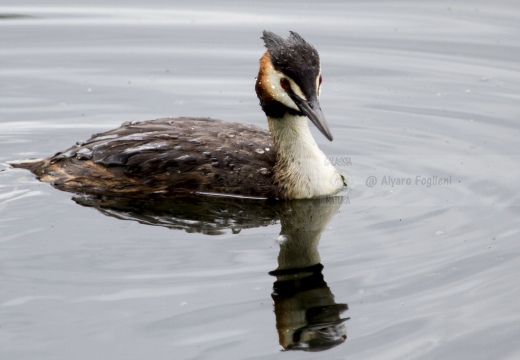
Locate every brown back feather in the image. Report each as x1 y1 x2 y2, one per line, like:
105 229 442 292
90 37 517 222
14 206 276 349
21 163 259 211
13 118 282 198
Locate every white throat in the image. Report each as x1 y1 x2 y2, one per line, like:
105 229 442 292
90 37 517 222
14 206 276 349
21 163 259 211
268 114 344 199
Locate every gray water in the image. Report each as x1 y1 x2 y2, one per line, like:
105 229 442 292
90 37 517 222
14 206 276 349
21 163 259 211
1 1 520 359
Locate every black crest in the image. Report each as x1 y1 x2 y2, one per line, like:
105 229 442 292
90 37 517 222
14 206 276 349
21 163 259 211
262 30 320 99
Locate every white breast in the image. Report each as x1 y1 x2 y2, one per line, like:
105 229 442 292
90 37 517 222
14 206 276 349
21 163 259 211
268 114 344 199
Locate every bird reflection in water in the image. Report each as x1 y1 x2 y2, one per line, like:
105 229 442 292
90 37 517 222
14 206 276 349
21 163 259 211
270 197 349 351
73 193 350 351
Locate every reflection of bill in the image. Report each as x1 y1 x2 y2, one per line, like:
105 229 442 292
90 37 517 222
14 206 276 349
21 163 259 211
270 197 350 351
270 264 349 351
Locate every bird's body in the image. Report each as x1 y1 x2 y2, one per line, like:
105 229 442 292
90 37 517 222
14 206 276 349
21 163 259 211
24 117 279 198
11 31 345 199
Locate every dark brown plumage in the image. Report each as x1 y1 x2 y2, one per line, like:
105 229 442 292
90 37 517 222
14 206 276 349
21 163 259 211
14 117 281 198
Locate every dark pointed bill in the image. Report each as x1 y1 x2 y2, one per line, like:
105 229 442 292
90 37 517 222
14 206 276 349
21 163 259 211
290 95 333 141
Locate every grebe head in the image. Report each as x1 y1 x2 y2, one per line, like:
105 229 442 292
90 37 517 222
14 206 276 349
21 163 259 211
256 31 332 141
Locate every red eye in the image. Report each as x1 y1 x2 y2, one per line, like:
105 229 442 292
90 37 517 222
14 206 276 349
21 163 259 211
319 75 323 86
280 78 291 90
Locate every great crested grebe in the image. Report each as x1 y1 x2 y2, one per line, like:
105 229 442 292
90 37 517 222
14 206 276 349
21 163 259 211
11 31 345 199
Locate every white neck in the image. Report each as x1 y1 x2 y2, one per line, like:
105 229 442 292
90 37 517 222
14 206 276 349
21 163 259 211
268 114 344 199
